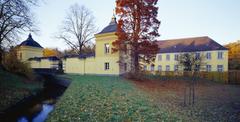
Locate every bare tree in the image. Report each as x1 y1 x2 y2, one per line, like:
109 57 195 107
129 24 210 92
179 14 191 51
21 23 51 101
58 4 96 55
178 52 206 106
0 0 38 66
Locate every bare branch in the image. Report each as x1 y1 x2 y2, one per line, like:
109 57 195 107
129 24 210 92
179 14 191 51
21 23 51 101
0 0 38 63
58 3 96 55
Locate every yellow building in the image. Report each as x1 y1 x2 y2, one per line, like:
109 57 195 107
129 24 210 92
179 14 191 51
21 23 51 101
17 34 61 69
64 16 127 75
64 17 228 75
29 56 60 69
145 36 228 72
17 20 228 74
17 34 43 62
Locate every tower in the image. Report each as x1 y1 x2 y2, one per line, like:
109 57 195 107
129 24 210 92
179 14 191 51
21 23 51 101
17 34 43 62
94 15 122 75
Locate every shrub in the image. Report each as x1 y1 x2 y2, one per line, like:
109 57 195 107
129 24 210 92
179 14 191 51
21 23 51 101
2 48 34 79
123 71 147 81
149 71 229 83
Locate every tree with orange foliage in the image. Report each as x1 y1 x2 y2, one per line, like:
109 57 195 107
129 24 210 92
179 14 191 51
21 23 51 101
113 0 160 75
43 48 61 57
225 40 240 70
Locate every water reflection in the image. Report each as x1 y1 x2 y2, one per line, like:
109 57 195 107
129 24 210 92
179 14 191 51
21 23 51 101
1 75 69 122
18 104 54 122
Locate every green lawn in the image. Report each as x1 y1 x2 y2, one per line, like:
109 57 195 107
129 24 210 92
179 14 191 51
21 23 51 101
0 69 43 111
47 75 180 121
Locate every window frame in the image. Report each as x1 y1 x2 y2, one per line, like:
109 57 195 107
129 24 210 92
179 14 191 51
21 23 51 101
166 54 170 61
166 65 170 71
104 43 110 54
105 62 110 70
174 54 179 61
158 54 162 61
19 52 22 60
217 65 223 72
206 65 211 72
174 65 178 71
206 52 211 60
143 65 147 71
158 65 162 71
150 64 155 71
195 64 200 71
217 52 223 60
124 63 127 71
195 52 200 60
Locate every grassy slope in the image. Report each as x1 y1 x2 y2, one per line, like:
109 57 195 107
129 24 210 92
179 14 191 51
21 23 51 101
0 69 43 111
47 75 180 122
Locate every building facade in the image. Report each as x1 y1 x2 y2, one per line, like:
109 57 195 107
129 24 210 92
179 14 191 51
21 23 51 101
63 16 127 75
17 34 61 69
145 37 228 72
17 34 43 62
17 18 228 74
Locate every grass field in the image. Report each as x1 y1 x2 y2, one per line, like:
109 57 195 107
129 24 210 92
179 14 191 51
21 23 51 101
0 69 43 112
47 75 179 121
48 74 240 122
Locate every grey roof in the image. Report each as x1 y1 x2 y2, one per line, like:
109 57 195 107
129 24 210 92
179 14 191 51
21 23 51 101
157 36 228 53
64 53 95 59
97 16 117 34
20 34 43 48
29 56 60 61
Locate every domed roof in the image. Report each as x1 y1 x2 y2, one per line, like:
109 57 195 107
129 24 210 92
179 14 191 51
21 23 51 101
97 15 117 34
19 34 43 48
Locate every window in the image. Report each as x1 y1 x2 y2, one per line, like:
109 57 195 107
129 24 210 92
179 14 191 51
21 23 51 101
123 44 127 54
195 52 200 60
217 65 223 72
206 52 211 60
105 62 109 70
206 65 211 72
174 65 178 71
158 65 162 71
174 54 179 61
143 65 147 71
124 63 127 71
158 55 162 61
150 64 155 71
104 43 110 54
166 54 170 61
166 65 170 71
19 53 22 60
218 52 223 59
195 65 200 71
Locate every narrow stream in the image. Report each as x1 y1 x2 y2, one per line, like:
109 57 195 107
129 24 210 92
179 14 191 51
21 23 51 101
0 75 69 122
18 104 54 122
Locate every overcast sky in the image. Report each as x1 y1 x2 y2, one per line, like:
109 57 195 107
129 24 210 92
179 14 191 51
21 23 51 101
20 0 240 50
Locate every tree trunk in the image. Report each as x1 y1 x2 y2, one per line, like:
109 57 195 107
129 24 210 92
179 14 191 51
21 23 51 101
130 44 139 76
184 88 187 106
0 48 3 66
78 45 82 55
188 83 192 105
192 80 195 105
134 51 139 74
